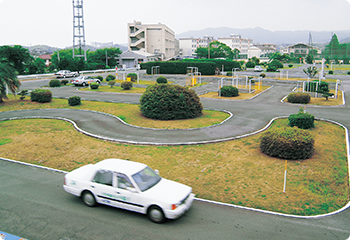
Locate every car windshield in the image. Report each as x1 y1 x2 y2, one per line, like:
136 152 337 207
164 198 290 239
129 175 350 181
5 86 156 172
132 166 161 192
75 76 83 80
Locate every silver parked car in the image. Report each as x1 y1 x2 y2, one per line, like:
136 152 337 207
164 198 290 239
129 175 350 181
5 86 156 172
55 70 79 78
71 76 101 86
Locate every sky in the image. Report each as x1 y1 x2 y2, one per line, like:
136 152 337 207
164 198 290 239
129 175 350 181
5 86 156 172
0 0 350 48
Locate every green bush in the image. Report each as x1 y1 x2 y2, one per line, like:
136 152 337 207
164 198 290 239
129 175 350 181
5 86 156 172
304 81 329 93
267 60 283 72
246 61 255 68
96 75 103 82
108 80 116 87
220 85 239 97
49 79 61 87
156 76 168 84
288 64 293 68
266 65 278 72
260 127 314 160
287 92 311 104
288 110 315 129
30 89 52 103
259 73 266 78
90 82 99 89
126 73 138 82
347 71 350 75
106 74 116 81
140 84 203 120
121 81 133 90
328 70 334 74
68 96 81 106
61 79 69 85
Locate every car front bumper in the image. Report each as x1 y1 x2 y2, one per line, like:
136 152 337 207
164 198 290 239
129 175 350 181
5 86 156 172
164 193 195 220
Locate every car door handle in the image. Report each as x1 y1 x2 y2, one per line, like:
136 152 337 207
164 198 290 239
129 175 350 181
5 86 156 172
91 185 95 188
116 191 120 194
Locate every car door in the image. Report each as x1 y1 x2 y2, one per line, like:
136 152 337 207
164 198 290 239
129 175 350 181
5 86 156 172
91 170 120 207
113 172 144 213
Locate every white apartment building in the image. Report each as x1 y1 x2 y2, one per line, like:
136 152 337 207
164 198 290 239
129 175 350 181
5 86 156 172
218 34 253 59
179 36 215 57
128 21 179 60
254 43 277 57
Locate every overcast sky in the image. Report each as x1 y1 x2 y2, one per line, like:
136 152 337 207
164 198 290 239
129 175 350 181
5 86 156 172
0 0 350 48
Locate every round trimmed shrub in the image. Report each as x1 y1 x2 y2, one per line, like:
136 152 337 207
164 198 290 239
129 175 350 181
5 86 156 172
106 74 116 81
121 81 133 90
288 64 293 68
288 111 315 129
156 76 168 84
220 85 239 97
108 80 116 87
30 89 52 103
68 96 81 106
259 73 266 78
95 75 103 82
61 79 69 85
260 127 314 160
49 79 61 87
287 92 311 104
328 70 334 74
90 82 99 89
140 84 203 120
127 73 137 82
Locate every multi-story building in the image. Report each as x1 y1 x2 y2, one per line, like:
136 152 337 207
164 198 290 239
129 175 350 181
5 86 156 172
179 36 215 57
253 43 277 57
218 34 253 59
127 21 179 60
280 43 321 57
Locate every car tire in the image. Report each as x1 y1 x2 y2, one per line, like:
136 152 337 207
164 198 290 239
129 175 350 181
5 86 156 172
147 206 165 223
82 191 97 207
82 82 87 86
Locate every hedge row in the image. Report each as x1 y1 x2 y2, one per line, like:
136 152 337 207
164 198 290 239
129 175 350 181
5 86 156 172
30 89 52 103
287 92 311 104
288 111 315 129
141 59 241 75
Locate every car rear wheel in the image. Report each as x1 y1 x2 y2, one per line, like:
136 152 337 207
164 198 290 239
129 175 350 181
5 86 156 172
147 206 165 223
82 191 96 207
82 82 87 86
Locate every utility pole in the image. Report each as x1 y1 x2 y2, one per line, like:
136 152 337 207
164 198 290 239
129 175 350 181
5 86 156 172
72 0 87 61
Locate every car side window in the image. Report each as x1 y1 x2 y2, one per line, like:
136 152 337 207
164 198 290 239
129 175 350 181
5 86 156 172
93 170 113 186
117 173 134 189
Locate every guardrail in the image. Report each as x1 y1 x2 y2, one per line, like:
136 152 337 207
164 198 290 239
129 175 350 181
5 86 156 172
17 69 117 80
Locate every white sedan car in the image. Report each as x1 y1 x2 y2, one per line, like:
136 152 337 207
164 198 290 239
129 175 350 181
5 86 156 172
71 76 101 86
63 159 195 223
55 70 79 78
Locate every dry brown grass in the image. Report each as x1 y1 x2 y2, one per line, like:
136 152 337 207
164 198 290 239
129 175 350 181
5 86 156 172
0 118 348 215
0 95 229 129
200 86 271 100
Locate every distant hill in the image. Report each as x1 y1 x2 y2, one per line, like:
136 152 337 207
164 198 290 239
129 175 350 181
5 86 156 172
177 27 350 47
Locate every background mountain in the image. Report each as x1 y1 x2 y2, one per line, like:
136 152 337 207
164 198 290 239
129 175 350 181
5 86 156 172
177 27 350 47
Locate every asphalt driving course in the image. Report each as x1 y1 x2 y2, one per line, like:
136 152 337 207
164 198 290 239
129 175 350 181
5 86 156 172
1 67 350 239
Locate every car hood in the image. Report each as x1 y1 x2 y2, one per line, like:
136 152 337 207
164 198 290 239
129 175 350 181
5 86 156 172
142 178 192 203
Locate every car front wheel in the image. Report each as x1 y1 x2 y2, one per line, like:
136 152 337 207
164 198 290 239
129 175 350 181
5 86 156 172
82 191 96 207
147 206 165 223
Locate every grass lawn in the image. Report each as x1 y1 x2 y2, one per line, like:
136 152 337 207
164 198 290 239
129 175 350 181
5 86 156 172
80 85 146 94
285 90 344 106
0 95 229 130
0 117 348 216
200 86 271 100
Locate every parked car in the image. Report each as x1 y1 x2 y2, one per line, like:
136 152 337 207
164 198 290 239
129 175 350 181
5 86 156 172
71 76 101 86
55 70 79 78
254 66 263 72
63 159 195 223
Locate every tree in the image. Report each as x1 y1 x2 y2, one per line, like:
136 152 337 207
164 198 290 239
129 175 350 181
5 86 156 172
87 47 122 68
195 41 233 59
303 66 318 78
0 45 33 75
28 58 46 74
305 54 314 64
0 61 21 102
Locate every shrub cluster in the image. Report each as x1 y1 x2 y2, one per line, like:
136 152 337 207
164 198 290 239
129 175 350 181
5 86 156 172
220 86 239 97
108 80 116 87
267 59 283 72
121 81 133 90
260 127 314 160
106 74 116 81
49 79 61 87
126 73 138 82
288 110 315 129
156 76 168 84
96 75 103 82
90 82 99 89
68 96 81 106
30 89 52 103
246 61 255 68
328 70 334 74
140 84 203 120
287 92 311 104
61 79 69 85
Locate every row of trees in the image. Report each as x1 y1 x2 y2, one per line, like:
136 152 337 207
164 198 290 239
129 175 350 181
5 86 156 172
0 45 123 76
195 41 240 59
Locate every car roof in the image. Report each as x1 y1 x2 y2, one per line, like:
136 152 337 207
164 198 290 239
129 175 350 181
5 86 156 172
94 159 147 175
